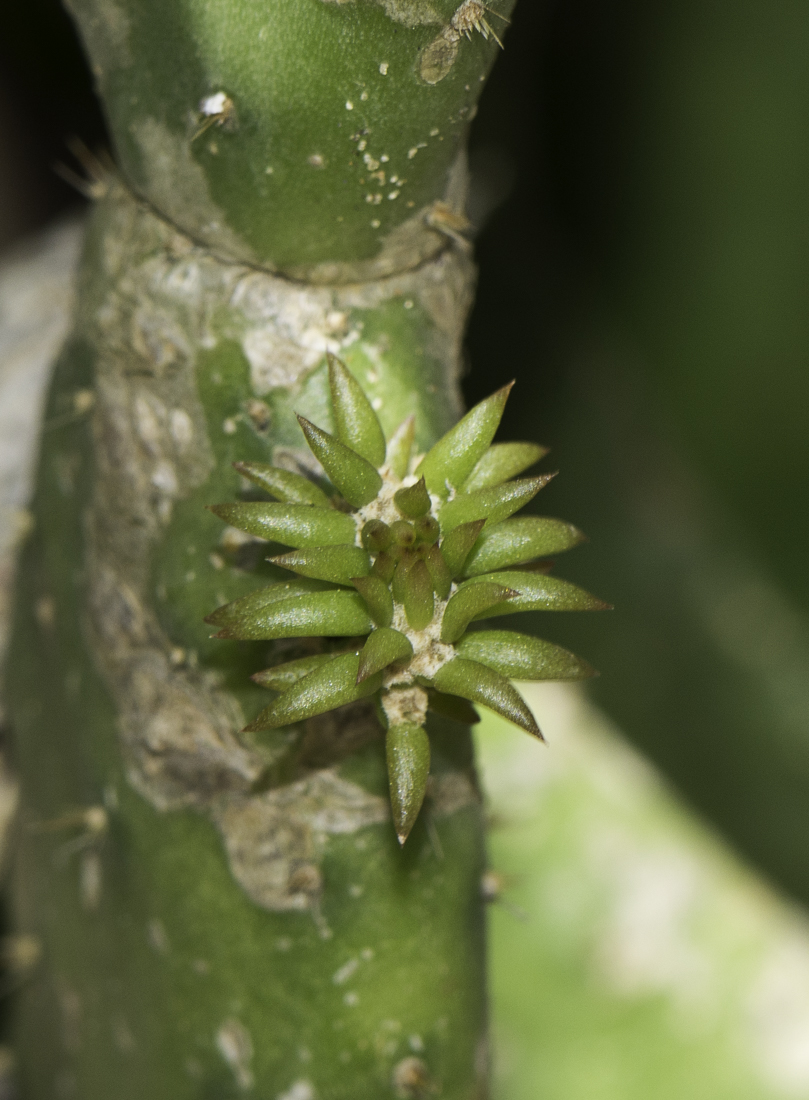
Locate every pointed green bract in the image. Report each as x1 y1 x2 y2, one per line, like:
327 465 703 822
212 589 374 640
386 723 431 845
462 442 549 492
328 354 387 467
252 653 347 690
205 578 332 629
463 570 611 617
352 575 394 627
233 461 330 507
209 502 355 547
456 630 596 680
438 475 553 533
417 383 513 496
461 516 585 576
440 519 486 577
403 559 435 631
270 546 371 586
394 477 431 518
357 628 413 683
440 581 518 644
245 653 383 732
427 690 480 725
423 544 452 599
385 415 415 480
297 416 383 507
432 658 541 738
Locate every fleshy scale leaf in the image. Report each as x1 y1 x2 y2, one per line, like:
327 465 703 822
245 653 382 732
417 383 513 496
211 589 373 640
462 571 611 617
432 658 542 738
462 442 548 493
357 627 413 683
352 575 394 627
385 416 415 480
440 520 486 577
205 579 331 628
328 354 387 467
461 516 585 576
233 461 330 507
252 652 347 691
386 723 431 845
403 559 435 631
440 581 518 644
209 502 355 547
297 416 383 508
438 475 554 533
270 546 371 586
456 630 596 680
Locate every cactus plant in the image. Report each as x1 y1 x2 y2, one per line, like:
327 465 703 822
207 355 605 842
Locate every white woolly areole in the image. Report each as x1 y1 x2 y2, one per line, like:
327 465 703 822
353 465 459 691
381 686 429 728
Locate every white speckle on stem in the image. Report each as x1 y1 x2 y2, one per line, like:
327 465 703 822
79 851 102 912
147 918 170 955
379 62 389 74
277 1081 315 1100
216 1018 254 1091
333 957 359 984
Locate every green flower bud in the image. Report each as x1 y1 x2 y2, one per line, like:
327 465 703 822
413 515 440 545
361 519 392 552
390 520 417 547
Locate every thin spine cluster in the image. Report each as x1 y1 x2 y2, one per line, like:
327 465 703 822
207 356 607 843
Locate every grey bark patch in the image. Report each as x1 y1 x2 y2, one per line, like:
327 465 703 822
318 0 442 28
213 772 389 911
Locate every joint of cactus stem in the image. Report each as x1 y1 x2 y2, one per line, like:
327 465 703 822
206 355 609 843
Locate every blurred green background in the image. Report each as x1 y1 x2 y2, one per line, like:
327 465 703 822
2 0 809 1093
